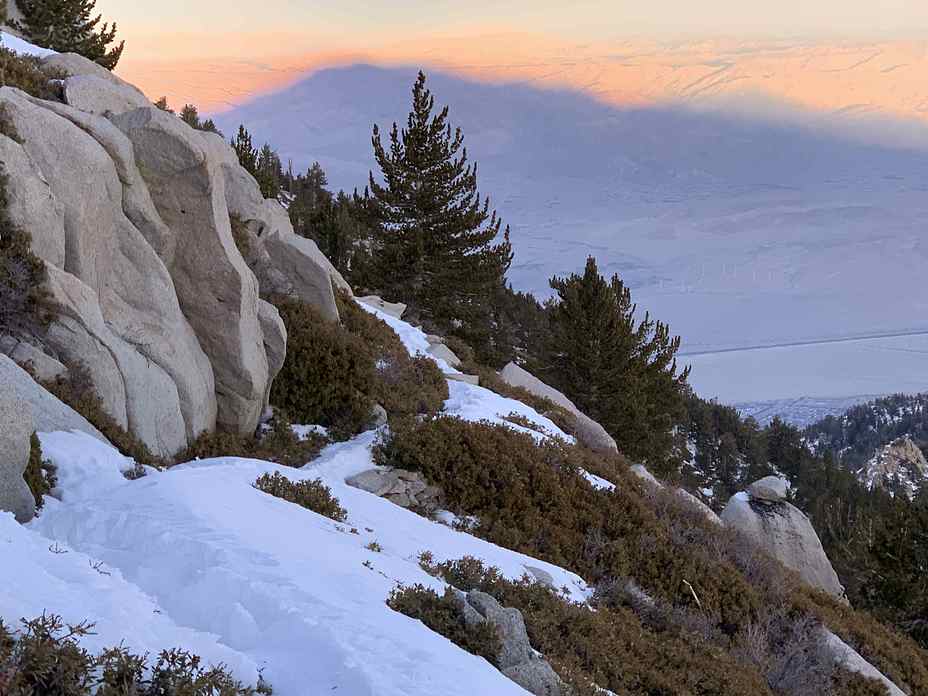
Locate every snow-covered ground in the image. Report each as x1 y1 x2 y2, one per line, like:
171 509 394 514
0 30 55 58
213 65 928 411
2 309 591 695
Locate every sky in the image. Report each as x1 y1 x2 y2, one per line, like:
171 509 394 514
101 1 928 57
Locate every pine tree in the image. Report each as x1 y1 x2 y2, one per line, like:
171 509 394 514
9 0 124 69
365 71 512 343
255 143 283 200
540 256 689 470
231 125 258 178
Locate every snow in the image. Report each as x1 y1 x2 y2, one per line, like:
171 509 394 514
0 511 256 677
443 380 574 443
358 297 574 443
4 430 590 695
0 30 55 58
580 470 616 492
355 300 460 374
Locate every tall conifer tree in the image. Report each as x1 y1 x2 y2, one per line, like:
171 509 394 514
365 71 512 339
541 256 690 469
9 0 124 69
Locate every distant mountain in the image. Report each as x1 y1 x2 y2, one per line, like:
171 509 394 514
805 392 928 495
214 65 928 406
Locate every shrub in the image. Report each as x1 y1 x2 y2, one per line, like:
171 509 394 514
375 416 763 631
0 613 268 695
0 165 53 343
175 412 326 468
417 556 771 696
0 46 62 100
336 291 448 419
23 432 56 510
386 585 502 666
270 298 376 439
454 349 577 437
253 471 346 522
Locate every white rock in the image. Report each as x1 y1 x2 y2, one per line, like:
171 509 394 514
722 487 846 599
821 628 906 696
0 383 35 523
747 475 790 502
112 106 269 435
0 355 107 444
427 342 462 368
499 362 618 454
60 74 151 116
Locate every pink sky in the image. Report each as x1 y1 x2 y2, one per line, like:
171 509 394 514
96 2 928 126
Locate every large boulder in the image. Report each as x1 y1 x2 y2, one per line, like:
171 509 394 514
59 74 151 117
0 355 107 444
0 133 65 266
41 53 150 114
499 362 618 454
722 481 845 599
0 337 67 382
748 475 790 502
199 131 348 317
0 383 35 523
112 106 269 435
0 88 215 456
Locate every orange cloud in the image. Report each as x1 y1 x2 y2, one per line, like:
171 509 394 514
115 31 928 127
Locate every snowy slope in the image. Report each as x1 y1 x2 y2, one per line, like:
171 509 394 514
213 65 928 408
3 311 588 695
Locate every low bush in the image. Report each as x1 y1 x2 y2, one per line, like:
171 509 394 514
336 291 447 419
253 471 346 522
386 584 501 666
270 298 376 439
23 432 56 510
270 294 448 440
0 168 53 343
0 613 270 695
175 412 326 467
418 556 771 695
0 46 62 100
375 416 763 630
378 417 928 692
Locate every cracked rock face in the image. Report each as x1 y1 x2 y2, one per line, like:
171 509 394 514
0 53 346 456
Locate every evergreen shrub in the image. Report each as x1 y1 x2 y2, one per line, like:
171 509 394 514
0 614 270 694
0 46 61 99
253 471 346 522
270 298 376 439
23 432 56 509
386 585 502 666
